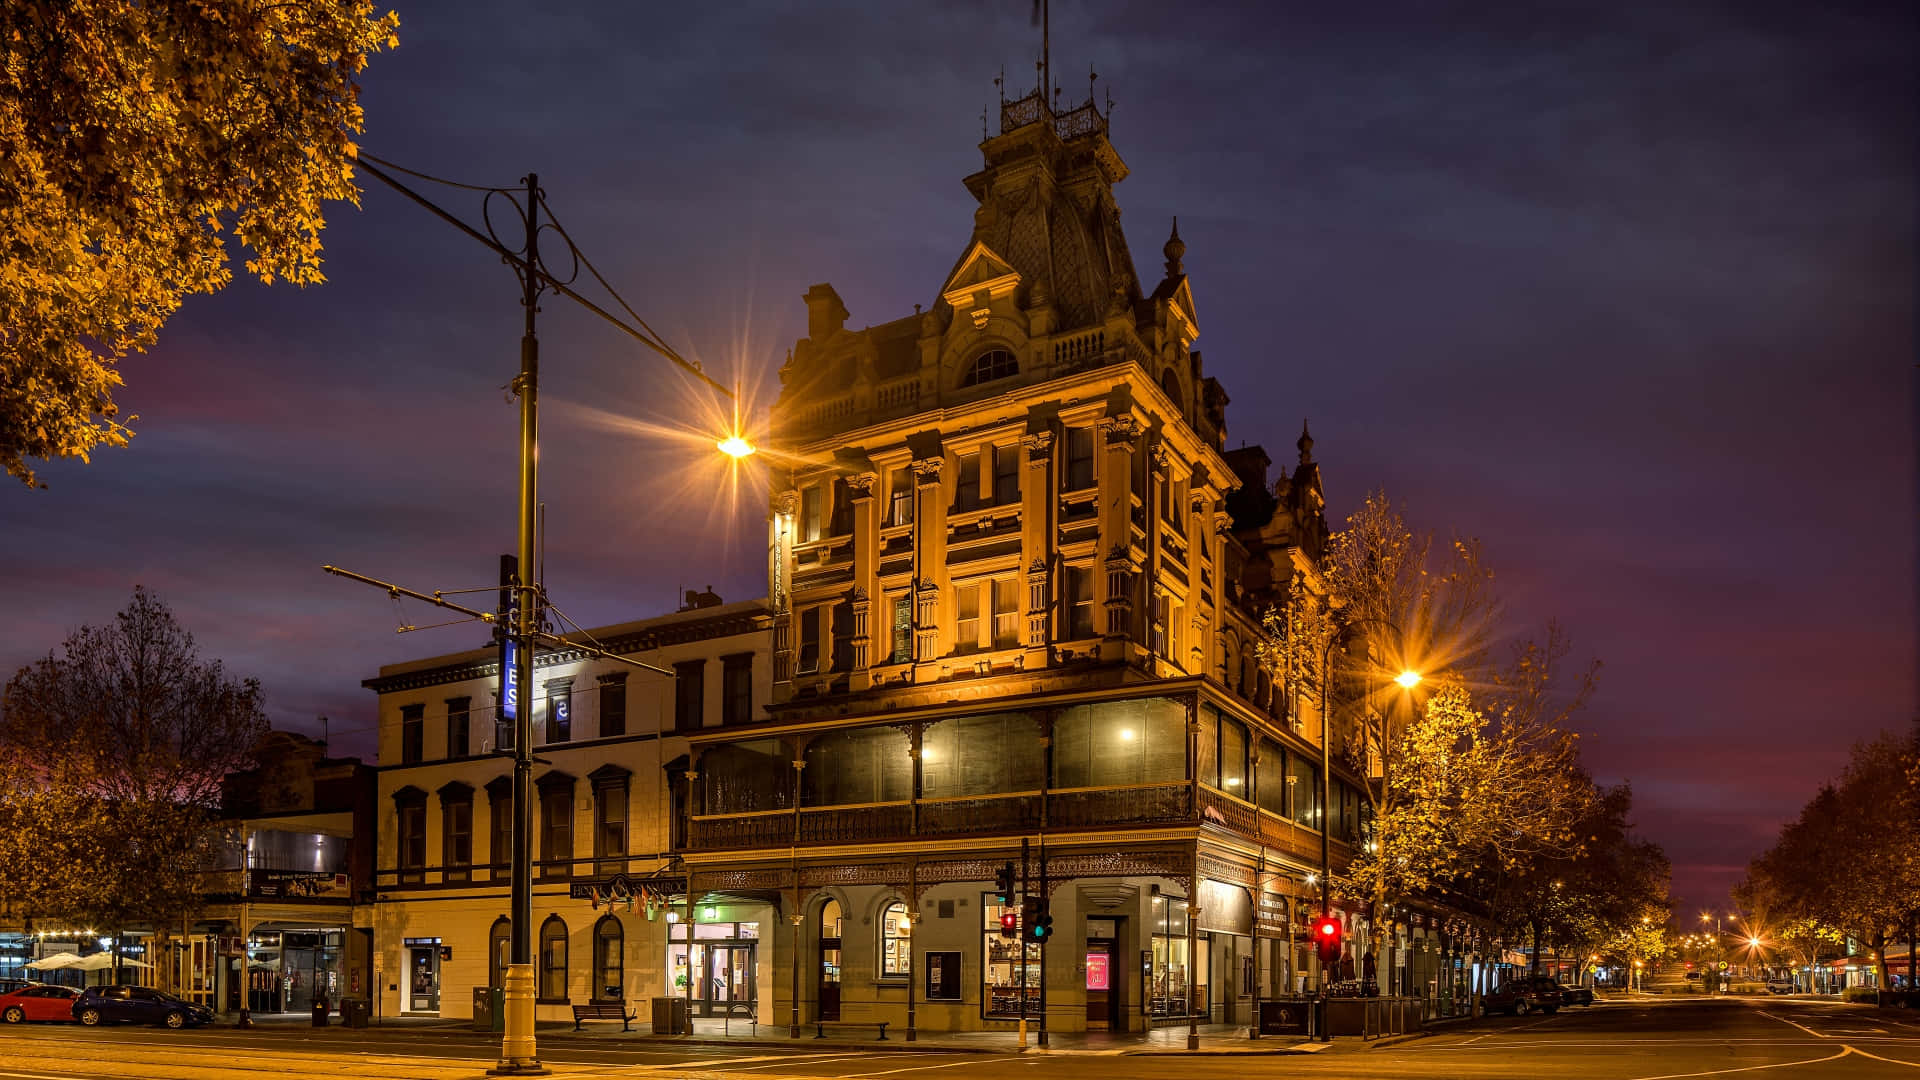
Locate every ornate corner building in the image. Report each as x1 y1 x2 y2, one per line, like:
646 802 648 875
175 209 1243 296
674 86 1478 1038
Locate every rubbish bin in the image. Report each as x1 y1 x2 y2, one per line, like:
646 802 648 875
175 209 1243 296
311 996 330 1028
651 996 690 1035
341 998 370 1029
473 987 504 1032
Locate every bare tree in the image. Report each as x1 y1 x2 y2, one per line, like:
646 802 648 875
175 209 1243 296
0 587 267 984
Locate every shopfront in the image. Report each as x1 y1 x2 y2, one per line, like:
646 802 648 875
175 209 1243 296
669 915 758 1017
1147 892 1206 1021
982 896 1040 1019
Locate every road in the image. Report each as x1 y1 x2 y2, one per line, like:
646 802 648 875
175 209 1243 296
1 997 1917 1079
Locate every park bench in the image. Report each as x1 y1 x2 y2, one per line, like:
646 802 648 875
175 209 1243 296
571 1001 635 1031
814 1019 889 1040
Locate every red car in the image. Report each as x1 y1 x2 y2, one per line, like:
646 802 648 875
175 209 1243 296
0 985 80 1023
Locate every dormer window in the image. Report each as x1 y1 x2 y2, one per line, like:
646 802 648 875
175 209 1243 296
961 349 1018 387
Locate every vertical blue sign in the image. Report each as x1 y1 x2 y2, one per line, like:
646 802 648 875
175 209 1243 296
501 638 520 722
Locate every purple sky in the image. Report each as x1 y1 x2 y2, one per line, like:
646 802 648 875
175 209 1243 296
4 1 1912 918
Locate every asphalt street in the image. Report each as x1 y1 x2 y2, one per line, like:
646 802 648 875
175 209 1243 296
0 996 1916 1079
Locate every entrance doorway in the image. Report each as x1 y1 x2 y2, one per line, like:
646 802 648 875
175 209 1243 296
702 943 755 1017
818 900 842 1021
406 944 440 1013
1085 937 1119 1030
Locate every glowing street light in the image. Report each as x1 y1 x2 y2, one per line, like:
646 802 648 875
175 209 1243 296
1395 669 1422 688
716 433 756 459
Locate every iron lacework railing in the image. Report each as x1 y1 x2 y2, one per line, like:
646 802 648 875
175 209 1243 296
1000 89 1109 140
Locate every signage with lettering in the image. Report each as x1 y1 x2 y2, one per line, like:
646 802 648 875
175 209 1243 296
500 639 520 723
1085 952 1110 991
248 870 349 900
1257 891 1289 934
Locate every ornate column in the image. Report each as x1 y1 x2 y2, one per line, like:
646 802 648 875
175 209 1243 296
770 492 797 697
1096 417 1140 663
910 457 945 674
1147 442 1173 664
1021 430 1054 669
846 473 878 691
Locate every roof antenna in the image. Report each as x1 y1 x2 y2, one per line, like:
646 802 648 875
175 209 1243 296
1031 0 1049 104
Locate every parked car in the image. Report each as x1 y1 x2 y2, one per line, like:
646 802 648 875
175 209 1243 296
1485 975 1565 1016
0 985 79 1023
0 977 40 995
1766 977 1794 995
71 986 213 1028
1558 982 1596 1006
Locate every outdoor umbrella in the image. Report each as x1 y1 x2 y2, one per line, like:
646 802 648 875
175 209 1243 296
23 953 82 970
73 953 149 971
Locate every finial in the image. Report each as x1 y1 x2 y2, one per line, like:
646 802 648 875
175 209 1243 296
1089 64 1098 105
1297 419 1314 465
1163 217 1185 278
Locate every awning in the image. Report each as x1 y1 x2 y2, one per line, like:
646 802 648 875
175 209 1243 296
23 952 82 970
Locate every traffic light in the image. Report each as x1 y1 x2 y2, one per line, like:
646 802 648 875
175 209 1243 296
1023 895 1054 944
994 862 1016 906
999 910 1019 939
1314 914 1343 967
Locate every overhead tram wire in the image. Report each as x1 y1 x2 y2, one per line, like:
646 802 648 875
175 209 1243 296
353 152 732 399
535 195 694 382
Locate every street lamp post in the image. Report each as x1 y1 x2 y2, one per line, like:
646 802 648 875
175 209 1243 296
1316 617 1418 1000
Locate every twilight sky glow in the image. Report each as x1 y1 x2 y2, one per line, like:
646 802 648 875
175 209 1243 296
2 1 1912 918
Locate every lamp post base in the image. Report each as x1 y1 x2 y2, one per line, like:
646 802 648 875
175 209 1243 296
489 963 549 1077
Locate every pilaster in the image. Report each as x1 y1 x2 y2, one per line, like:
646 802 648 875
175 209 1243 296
1021 430 1055 668
847 473 879 691
910 457 946 677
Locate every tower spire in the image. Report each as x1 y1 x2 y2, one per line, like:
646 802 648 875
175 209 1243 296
1163 217 1185 278
1297 419 1314 465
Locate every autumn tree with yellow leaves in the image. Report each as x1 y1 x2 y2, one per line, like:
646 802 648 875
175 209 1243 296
0 0 400 486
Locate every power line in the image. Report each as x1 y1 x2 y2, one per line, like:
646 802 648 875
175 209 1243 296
353 152 733 399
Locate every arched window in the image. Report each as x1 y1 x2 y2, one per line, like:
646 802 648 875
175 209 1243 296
961 348 1018 387
539 915 568 1002
488 916 511 989
879 901 912 977
1160 367 1184 413
818 899 844 1021
591 915 623 1002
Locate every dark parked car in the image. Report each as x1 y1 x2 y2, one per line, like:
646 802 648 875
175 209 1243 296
71 986 213 1028
0 985 79 1023
1485 975 1565 1016
1557 982 1595 1006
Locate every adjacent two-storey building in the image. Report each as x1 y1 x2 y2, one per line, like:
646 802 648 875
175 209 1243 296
364 591 770 1023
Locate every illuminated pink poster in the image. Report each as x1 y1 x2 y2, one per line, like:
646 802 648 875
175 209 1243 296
1086 953 1110 991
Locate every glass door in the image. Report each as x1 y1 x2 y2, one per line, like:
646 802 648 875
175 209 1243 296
700 943 755 1017
407 946 440 1013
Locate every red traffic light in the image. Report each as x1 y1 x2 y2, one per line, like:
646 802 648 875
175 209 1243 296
1000 911 1018 930
1317 918 1341 938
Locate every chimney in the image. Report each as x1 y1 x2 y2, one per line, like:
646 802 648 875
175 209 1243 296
803 283 850 342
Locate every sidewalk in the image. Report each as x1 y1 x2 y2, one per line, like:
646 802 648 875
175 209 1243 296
246 1012 1448 1055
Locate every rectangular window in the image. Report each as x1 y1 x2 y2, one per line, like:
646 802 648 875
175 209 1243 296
594 782 627 877
400 704 424 765
490 790 513 873
983 895 1041 1018
888 467 914 526
674 660 705 730
1150 594 1169 655
540 787 572 880
953 451 980 511
1065 566 1097 639
443 796 472 883
830 598 854 672
890 594 912 663
992 577 1020 649
1064 426 1095 491
992 443 1020 505
397 801 425 885
599 676 627 738
829 477 854 536
721 654 754 725
797 606 822 674
545 679 572 744
799 484 824 543
445 698 470 759
955 583 982 654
